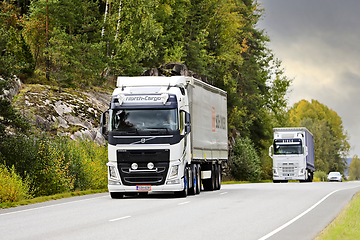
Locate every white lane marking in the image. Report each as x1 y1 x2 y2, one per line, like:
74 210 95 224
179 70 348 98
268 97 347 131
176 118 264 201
109 216 131 222
0 195 108 217
259 185 360 240
178 201 190 205
220 192 228 195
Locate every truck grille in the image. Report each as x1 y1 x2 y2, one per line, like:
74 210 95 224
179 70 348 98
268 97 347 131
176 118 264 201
282 167 295 173
117 149 169 186
280 163 297 177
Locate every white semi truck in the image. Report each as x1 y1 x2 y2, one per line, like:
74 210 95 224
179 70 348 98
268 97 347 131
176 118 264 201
269 127 315 183
100 76 228 198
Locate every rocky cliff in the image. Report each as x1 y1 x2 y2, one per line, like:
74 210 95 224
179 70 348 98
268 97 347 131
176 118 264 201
11 83 111 145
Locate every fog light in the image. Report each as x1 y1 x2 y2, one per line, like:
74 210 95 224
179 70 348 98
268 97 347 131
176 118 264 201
167 179 180 184
131 163 138 170
147 162 154 170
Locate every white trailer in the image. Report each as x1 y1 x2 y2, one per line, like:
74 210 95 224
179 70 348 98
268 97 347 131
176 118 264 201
269 127 315 183
100 76 227 198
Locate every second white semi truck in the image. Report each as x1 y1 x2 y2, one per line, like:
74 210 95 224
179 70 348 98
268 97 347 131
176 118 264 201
269 127 315 183
100 76 228 198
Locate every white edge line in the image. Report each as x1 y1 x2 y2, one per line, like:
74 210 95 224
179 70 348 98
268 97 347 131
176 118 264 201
220 192 228 195
178 201 190 205
259 185 360 240
0 195 108 217
109 216 131 222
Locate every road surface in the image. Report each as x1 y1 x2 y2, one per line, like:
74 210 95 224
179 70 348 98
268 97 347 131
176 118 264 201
1 181 359 240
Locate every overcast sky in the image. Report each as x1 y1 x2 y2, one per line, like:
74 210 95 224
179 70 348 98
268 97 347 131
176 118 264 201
257 0 360 158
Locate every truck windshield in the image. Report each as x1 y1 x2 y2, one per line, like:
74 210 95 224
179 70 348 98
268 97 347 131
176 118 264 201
110 109 178 132
274 143 303 155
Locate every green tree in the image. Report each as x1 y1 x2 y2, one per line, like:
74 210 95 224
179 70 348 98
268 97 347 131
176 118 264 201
1 2 34 79
230 137 262 181
0 3 30 139
108 0 163 75
349 155 360 180
24 0 105 87
288 100 350 173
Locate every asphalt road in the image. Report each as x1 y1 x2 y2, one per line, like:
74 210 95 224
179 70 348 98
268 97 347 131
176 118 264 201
1 181 360 240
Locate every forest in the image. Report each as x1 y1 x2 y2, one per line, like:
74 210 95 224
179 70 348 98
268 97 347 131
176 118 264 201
0 0 352 203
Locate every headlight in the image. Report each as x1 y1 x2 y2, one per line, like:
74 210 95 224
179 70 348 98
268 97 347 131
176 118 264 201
109 165 117 179
169 164 179 178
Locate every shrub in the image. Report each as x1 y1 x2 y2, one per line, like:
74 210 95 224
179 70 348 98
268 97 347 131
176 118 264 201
0 134 74 196
0 164 31 203
230 137 262 181
65 138 107 190
1 132 107 197
34 138 74 196
314 171 327 182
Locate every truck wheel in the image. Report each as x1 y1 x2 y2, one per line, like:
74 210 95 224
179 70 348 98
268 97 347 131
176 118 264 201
188 165 196 195
110 192 124 199
203 164 215 191
195 164 201 194
215 163 221 190
214 164 220 190
308 172 313 182
175 167 188 198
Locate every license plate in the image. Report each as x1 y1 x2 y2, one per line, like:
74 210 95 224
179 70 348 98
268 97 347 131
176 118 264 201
136 185 151 191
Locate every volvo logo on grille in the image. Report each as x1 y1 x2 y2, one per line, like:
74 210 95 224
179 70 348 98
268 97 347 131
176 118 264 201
140 138 146 143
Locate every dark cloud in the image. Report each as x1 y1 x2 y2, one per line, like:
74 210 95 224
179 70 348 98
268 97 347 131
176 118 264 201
258 0 360 157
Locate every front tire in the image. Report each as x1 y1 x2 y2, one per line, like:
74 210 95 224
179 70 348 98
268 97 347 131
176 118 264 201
188 165 196 195
175 167 189 198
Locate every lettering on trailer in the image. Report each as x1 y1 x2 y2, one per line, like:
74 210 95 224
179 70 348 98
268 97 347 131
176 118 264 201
212 107 226 132
216 114 226 130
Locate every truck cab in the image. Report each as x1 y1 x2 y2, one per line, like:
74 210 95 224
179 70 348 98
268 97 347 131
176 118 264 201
269 128 314 183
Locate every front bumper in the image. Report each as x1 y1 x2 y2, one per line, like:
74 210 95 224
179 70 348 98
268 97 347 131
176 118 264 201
108 182 184 193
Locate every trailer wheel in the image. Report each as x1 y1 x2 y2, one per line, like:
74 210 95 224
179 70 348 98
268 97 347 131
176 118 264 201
110 192 124 199
214 164 220 190
216 163 221 190
195 164 201 194
203 164 215 191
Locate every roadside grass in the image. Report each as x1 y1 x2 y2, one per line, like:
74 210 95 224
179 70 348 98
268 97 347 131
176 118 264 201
222 180 272 184
315 191 360 240
0 189 107 209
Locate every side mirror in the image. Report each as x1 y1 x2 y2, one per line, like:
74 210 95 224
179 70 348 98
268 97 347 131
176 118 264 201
185 112 191 124
185 125 191 133
100 110 109 140
269 145 273 158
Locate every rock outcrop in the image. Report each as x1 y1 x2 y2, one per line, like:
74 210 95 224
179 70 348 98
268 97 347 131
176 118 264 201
0 76 22 101
12 84 111 145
